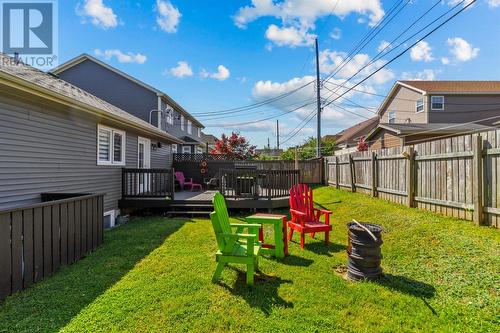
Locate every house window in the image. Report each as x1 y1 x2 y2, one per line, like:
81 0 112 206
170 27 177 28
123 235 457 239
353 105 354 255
431 96 444 110
182 145 192 154
172 144 178 153
180 115 185 131
166 110 173 125
97 125 125 166
416 98 424 113
196 147 203 154
187 120 192 135
388 111 396 124
197 127 201 137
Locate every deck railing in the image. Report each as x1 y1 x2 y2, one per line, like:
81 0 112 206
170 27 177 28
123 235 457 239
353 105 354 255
219 169 300 200
122 169 175 199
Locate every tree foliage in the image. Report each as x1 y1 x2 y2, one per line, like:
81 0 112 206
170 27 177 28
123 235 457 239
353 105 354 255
210 132 257 160
280 136 336 160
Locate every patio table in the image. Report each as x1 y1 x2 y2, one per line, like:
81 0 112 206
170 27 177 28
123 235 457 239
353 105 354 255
245 213 288 258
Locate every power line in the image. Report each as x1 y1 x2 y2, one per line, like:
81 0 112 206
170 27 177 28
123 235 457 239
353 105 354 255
322 0 476 110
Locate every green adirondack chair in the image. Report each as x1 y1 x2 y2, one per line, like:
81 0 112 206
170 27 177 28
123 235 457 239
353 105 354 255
211 192 261 286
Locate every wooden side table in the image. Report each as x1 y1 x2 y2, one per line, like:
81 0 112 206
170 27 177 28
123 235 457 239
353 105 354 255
245 213 288 258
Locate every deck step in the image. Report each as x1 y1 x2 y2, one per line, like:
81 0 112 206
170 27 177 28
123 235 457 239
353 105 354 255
169 203 213 208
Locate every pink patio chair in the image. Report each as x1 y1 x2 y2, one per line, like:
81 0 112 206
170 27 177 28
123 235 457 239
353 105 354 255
175 171 203 191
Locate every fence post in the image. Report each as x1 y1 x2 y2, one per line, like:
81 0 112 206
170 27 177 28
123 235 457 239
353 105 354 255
335 156 340 189
349 154 356 192
405 147 415 208
473 135 484 225
371 151 378 197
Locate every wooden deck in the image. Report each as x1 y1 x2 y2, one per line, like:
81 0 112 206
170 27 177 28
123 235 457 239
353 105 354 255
119 189 289 212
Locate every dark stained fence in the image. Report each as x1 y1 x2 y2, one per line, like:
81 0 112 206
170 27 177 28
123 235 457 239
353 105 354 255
173 154 323 185
326 130 500 228
122 169 175 199
220 169 300 199
0 193 104 301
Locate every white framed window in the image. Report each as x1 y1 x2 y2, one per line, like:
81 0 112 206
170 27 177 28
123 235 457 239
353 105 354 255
416 98 424 113
431 96 444 110
97 124 125 166
196 147 203 154
388 111 396 124
197 128 201 137
180 115 185 131
187 120 192 135
172 144 178 153
182 145 192 154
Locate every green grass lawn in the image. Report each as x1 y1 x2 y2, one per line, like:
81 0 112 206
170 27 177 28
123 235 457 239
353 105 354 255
0 186 499 333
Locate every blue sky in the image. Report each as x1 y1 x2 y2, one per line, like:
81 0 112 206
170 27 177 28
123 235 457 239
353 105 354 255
57 0 500 148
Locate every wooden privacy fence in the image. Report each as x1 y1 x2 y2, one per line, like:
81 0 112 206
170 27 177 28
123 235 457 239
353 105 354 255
326 130 500 228
173 154 324 184
122 169 175 199
0 193 104 301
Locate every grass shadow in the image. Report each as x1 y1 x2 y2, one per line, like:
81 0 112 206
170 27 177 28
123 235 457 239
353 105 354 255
220 268 294 316
301 241 346 257
278 254 314 267
377 274 436 299
0 217 190 333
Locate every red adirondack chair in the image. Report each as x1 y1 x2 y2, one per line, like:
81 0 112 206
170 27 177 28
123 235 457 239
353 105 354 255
175 171 202 191
288 184 332 249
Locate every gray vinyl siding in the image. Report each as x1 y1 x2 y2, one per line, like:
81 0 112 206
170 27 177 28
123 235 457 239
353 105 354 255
57 59 204 146
151 143 173 169
0 93 157 212
427 95 500 125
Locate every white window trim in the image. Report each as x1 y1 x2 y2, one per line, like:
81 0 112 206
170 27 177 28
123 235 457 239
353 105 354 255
431 96 445 110
197 127 201 137
182 145 192 153
104 210 118 229
172 144 178 153
415 98 424 113
137 137 151 168
388 111 396 123
180 115 185 131
187 120 192 135
97 124 126 166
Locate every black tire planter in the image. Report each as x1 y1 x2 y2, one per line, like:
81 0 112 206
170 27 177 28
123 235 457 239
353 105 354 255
347 221 383 281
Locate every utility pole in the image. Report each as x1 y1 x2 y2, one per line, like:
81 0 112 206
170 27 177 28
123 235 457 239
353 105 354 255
267 137 270 149
276 119 280 149
315 38 322 158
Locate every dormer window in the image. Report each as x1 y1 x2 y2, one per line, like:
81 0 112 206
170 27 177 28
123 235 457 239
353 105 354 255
388 111 396 124
431 96 444 110
187 120 192 135
416 98 424 113
180 115 185 130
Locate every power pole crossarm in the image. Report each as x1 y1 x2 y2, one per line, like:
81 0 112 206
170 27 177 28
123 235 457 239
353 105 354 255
315 38 322 158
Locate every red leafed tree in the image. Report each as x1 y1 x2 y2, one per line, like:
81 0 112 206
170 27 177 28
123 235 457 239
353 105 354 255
357 136 369 152
210 132 257 160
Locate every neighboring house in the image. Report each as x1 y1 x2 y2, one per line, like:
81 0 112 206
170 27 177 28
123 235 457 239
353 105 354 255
202 133 218 152
51 54 205 156
0 54 182 226
333 116 380 151
367 81 500 149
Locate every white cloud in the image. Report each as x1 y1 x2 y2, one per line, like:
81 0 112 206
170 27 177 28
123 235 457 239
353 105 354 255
487 0 500 7
233 0 384 48
156 0 181 33
319 49 395 85
201 65 231 81
330 27 341 40
441 57 450 65
94 49 147 64
447 37 479 62
401 69 437 81
410 41 433 62
168 61 193 78
377 40 391 52
265 24 315 47
447 0 475 7
79 0 118 29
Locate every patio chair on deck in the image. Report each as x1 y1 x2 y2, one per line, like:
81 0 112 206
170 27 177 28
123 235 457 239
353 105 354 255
288 184 332 249
210 192 261 286
175 171 202 191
